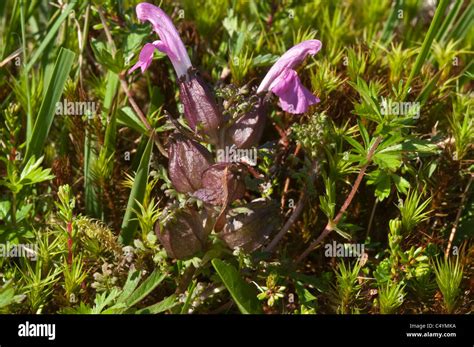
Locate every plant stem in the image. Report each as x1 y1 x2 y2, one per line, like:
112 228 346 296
11 191 17 226
366 198 378 240
264 160 319 253
67 221 73 265
296 136 383 263
119 78 168 157
281 143 302 208
175 265 196 295
97 6 167 158
77 3 91 88
445 174 472 258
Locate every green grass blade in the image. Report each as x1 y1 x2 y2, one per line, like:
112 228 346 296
84 128 100 217
380 0 403 44
25 1 76 71
435 0 463 43
0 0 19 60
415 69 442 106
103 71 119 157
19 0 31 141
119 135 153 245
24 47 75 162
402 0 450 99
180 280 197 314
449 2 474 41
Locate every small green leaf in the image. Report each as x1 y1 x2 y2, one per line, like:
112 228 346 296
116 270 142 304
392 174 410 194
367 170 392 201
373 151 402 171
118 107 148 135
19 156 54 186
344 135 366 156
135 295 178 314
124 269 166 307
212 259 262 314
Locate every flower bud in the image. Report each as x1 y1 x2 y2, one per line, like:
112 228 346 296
226 101 266 149
168 133 213 193
179 70 222 144
219 200 280 252
155 207 210 259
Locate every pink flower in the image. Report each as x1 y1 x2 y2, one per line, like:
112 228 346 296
129 2 191 78
129 3 222 143
257 40 322 114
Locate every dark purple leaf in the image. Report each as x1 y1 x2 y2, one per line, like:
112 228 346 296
193 163 246 206
226 101 267 149
179 70 222 144
168 133 213 193
219 200 281 252
155 207 210 259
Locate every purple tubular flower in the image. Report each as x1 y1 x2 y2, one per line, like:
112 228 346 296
257 40 322 114
129 3 222 143
129 2 191 77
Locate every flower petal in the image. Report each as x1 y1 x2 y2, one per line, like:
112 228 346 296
270 68 319 114
152 40 175 60
128 43 157 74
257 40 321 93
135 2 191 77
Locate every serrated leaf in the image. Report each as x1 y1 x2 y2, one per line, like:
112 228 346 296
392 174 410 194
367 170 392 201
19 156 54 185
373 151 402 170
379 139 439 155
